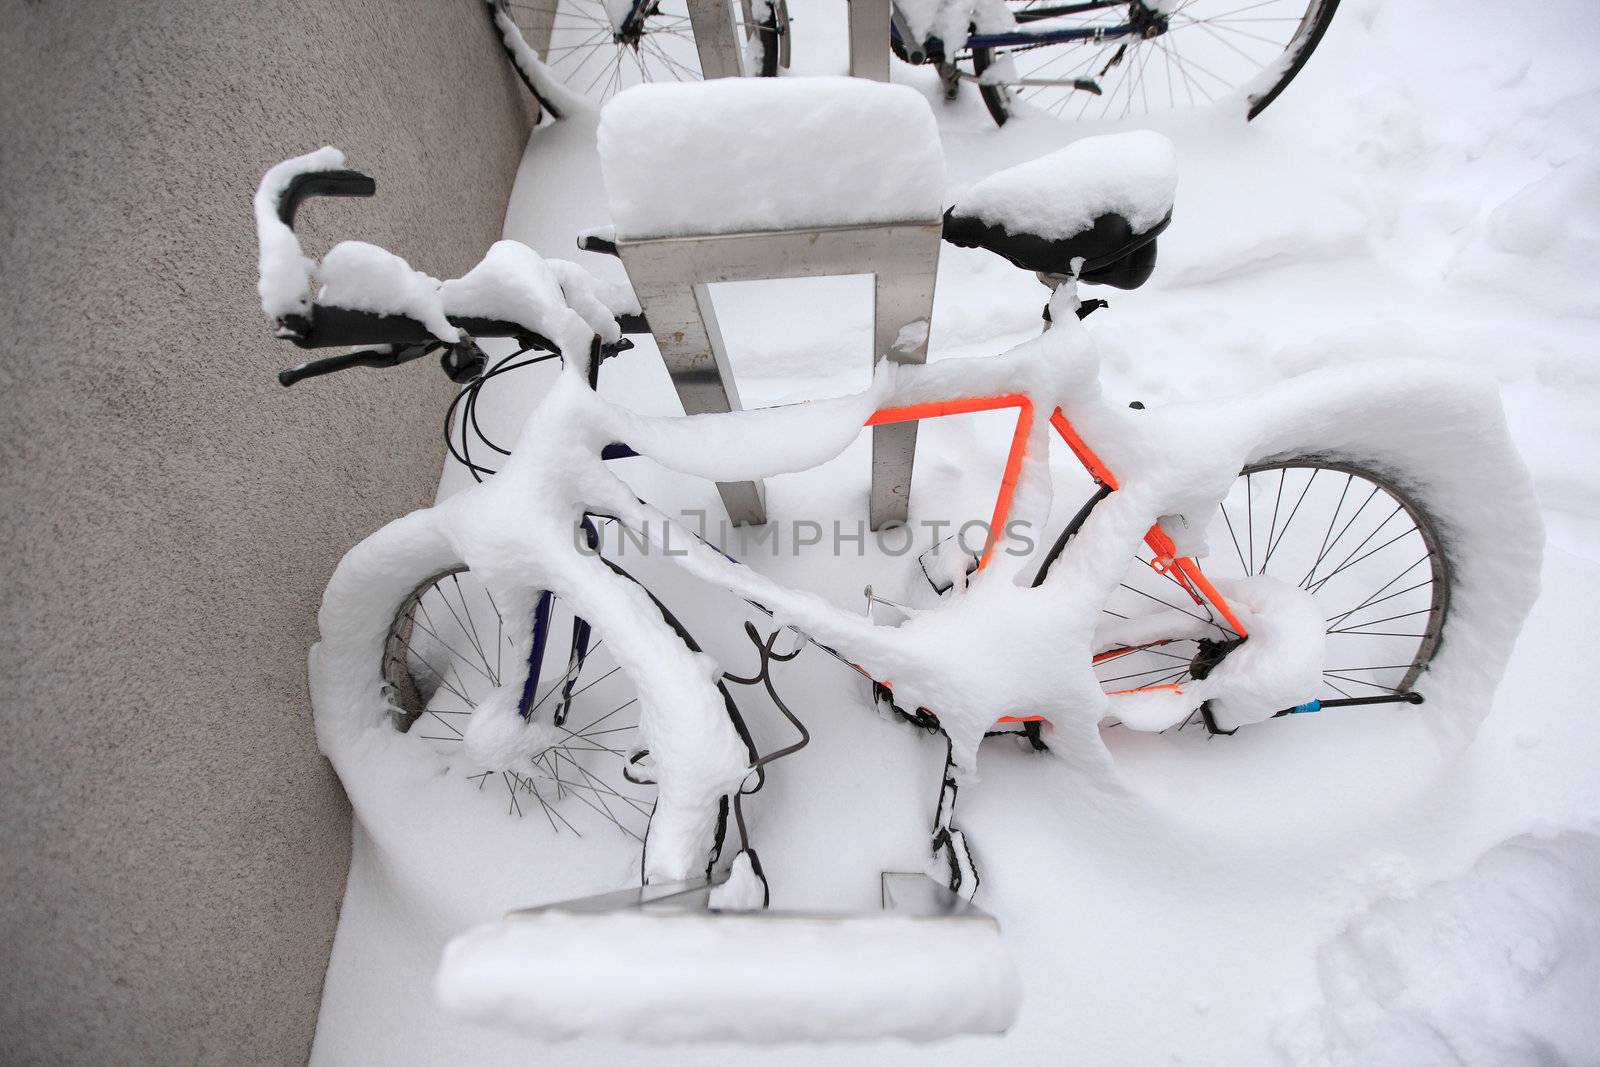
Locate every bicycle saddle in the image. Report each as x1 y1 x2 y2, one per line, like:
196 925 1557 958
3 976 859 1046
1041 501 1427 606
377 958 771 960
941 130 1177 290
943 208 1169 289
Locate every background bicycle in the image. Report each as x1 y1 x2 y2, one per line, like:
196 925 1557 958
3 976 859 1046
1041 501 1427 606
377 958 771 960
494 0 1338 126
491 0 790 105
892 0 1340 125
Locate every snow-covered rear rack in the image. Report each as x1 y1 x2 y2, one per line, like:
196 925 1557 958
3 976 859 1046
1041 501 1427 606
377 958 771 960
434 872 1019 1043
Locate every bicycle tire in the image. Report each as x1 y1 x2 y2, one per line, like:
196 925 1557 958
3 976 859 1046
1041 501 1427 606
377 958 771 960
1033 456 1450 726
384 557 751 863
969 0 1339 127
973 43 1010 128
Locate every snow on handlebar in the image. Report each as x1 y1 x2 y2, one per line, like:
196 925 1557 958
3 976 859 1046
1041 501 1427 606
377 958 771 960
253 149 642 386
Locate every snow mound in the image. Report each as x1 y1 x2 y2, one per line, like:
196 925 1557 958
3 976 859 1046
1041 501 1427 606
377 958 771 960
598 77 945 240
951 131 1178 241
435 907 1019 1043
1275 831 1600 1066
1448 152 1600 317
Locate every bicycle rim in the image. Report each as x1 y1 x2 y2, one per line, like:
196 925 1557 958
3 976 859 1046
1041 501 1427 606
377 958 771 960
1044 459 1450 729
970 0 1337 124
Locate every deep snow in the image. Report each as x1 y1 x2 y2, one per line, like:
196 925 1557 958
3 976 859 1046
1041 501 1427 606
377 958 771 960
309 1 1600 1063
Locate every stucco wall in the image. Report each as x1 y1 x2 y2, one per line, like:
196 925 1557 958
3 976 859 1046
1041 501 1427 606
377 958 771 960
0 1 533 1061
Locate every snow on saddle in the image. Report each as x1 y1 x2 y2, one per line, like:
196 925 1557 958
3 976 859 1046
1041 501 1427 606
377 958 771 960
943 129 1178 289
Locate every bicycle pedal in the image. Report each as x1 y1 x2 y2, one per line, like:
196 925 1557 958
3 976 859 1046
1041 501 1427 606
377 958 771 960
931 828 979 903
1199 703 1237 737
919 535 979 596
622 749 657 785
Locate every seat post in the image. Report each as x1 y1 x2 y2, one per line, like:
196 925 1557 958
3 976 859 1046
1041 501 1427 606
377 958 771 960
1035 271 1076 328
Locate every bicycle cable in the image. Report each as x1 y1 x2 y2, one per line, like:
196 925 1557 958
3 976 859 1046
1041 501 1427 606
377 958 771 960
445 344 560 481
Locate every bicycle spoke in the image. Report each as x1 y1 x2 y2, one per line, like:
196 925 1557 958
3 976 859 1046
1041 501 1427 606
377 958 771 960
1261 467 1317 572
1219 496 1250 574
1308 524 1418 596
1119 582 1223 629
1246 472 1255 574
1301 481 1378 589
1322 672 1406 694
392 630 475 706
1325 569 1430 629
1103 661 1197 685
553 748 653 819
451 573 495 683
424 594 496 687
526 637 608 718
1328 607 1433 636
409 607 495 689
1259 468 1286 573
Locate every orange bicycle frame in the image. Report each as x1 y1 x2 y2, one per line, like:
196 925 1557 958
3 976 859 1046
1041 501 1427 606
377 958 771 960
865 394 1247 720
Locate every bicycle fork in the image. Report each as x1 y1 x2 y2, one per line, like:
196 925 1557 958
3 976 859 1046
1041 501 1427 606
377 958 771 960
517 520 602 728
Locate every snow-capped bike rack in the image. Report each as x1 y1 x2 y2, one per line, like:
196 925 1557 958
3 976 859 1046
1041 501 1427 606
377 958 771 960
488 868 994 919
434 869 1018 1042
599 78 944 529
615 223 941 528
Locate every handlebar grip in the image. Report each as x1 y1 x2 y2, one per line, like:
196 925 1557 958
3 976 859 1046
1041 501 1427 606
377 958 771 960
276 170 375 230
576 232 620 257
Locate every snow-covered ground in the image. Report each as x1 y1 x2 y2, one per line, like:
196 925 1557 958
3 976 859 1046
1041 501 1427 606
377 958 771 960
310 1 1600 1062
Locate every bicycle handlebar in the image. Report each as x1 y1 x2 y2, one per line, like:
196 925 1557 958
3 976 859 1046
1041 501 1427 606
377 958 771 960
275 169 375 228
262 159 557 385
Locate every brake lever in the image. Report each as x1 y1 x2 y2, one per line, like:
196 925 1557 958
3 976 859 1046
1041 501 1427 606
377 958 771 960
278 342 436 387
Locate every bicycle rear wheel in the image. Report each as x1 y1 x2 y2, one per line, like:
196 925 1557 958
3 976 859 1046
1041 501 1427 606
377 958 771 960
1036 458 1450 730
969 0 1339 126
385 563 740 845
500 0 786 106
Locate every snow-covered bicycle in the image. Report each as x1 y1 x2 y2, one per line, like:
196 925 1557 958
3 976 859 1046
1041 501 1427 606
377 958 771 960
255 125 1538 1040
911 0 1341 127
487 0 789 111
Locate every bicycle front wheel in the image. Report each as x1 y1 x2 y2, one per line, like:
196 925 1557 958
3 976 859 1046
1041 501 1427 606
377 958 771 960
385 565 670 842
501 0 787 106
969 0 1339 126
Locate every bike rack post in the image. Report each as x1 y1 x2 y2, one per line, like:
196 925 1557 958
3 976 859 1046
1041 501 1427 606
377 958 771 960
616 221 941 528
847 0 893 81
686 0 747 79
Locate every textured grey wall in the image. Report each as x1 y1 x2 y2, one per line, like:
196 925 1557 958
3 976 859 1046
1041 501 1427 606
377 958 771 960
0 0 533 1061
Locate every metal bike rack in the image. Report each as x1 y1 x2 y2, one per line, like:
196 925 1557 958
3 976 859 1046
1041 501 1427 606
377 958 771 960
686 0 746 79
504 871 993 922
451 870 1017 1041
616 220 941 528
